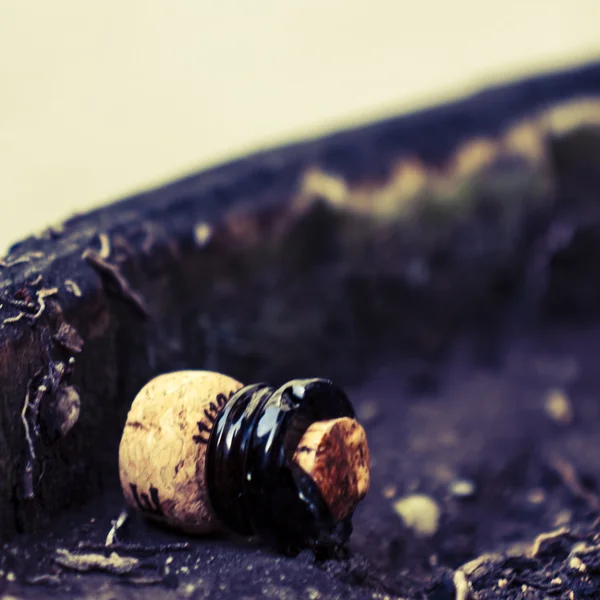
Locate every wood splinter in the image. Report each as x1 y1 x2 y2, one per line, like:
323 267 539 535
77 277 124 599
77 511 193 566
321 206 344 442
119 371 370 552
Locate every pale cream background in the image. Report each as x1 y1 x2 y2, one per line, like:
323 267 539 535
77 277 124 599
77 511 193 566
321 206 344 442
1 1 599 252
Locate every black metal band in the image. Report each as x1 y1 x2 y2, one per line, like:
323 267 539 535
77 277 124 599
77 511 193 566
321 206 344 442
205 378 356 552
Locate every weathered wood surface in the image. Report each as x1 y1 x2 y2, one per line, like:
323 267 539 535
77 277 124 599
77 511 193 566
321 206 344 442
1 61 600 539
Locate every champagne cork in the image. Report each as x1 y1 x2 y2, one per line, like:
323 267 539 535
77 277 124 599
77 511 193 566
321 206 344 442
119 371 243 533
119 371 370 551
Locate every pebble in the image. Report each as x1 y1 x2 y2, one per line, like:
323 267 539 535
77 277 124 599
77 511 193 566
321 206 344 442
569 556 586 572
382 485 396 499
194 222 213 247
527 488 546 505
393 494 440 537
449 479 476 498
544 389 573 424
553 509 572 527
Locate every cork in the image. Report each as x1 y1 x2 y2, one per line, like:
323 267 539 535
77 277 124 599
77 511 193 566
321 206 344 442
119 370 243 533
292 417 370 520
119 371 370 536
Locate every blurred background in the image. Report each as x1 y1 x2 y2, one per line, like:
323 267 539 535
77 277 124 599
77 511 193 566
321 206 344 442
1 0 599 252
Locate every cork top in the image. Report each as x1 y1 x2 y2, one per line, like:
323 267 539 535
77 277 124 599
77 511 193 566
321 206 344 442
292 417 370 521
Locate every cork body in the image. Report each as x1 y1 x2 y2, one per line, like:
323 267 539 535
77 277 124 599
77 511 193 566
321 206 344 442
119 370 243 533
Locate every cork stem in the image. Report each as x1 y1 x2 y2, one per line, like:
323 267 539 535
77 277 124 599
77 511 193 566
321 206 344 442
292 417 370 521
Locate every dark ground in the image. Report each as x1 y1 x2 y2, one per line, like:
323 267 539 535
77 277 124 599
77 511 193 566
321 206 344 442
4 323 600 599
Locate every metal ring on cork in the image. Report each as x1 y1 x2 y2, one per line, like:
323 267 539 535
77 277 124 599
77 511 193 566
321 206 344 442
119 370 370 556
205 379 356 553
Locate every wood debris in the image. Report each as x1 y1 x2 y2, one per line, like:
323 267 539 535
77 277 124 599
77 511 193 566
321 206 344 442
53 322 84 353
31 288 58 320
21 383 44 498
0 256 31 268
64 279 82 297
1 286 58 326
54 548 140 574
77 541 191 555
98 232 111 259
105 509 129 546
25 573 62 587
83 245 149 317
530 527 571 557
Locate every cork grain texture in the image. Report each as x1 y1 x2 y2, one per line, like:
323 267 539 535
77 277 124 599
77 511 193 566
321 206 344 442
119 371 243 533
293 417 370 521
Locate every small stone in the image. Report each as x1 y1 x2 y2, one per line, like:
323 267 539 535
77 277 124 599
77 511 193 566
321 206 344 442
382 485 396 499
544 389 573 424
527 488 545 505
498 579 508 588
307 588 320 600
551 577 562 585
194 223 213 248
6 572 16 582
569 556 586 572
393 494 440 538
570 541 589 555
449 479 476 498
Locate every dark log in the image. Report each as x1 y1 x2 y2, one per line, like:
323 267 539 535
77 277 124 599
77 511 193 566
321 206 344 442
1 61 600 540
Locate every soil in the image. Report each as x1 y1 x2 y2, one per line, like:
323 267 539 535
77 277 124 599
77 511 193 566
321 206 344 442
4 323 600 599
